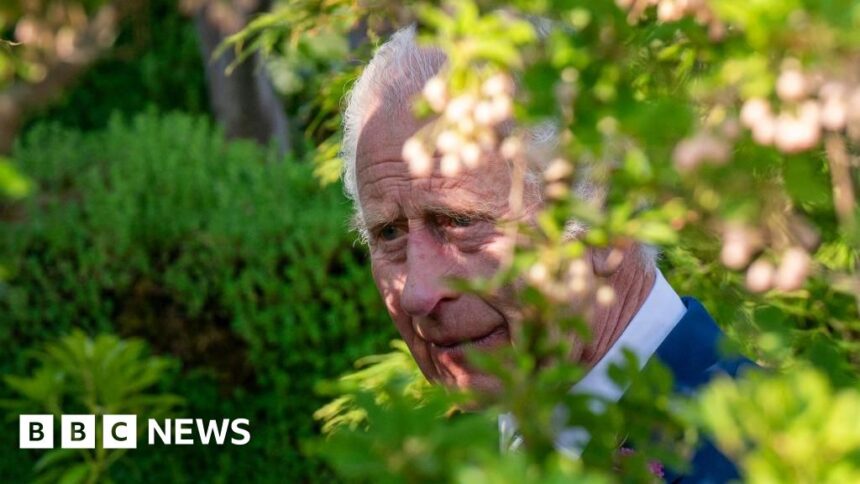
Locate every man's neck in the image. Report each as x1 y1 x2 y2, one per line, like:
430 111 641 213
582 262 656 367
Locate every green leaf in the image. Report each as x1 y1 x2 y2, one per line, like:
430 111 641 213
34 449 78 473
782 155 832 207
0 157 32 199
58 463 89 484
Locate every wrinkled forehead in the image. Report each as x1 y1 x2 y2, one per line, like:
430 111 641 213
355 94 426 178
354 45 446 171
354 107 514 220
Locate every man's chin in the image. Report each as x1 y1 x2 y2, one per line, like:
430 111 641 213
441 368 503 395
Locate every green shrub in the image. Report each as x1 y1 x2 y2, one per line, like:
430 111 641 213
0 111 395 482
3 330 182 484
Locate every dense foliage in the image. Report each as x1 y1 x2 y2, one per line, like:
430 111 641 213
0 112 395 481
4 0 860 482
18 0 210 132
2 331 182 483
228 0 860 482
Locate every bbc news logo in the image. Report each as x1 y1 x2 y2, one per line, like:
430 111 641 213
19 415 250 449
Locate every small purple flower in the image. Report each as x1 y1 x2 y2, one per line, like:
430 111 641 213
617 447 664 479
648 459 665 478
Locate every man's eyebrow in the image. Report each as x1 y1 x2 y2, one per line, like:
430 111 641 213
363 209 401 233
363 203 498 231
421 203 496 221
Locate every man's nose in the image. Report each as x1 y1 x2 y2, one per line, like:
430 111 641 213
400 228 459 318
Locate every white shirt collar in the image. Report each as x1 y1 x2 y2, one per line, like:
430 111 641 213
570 269 687 403
501 269 688 455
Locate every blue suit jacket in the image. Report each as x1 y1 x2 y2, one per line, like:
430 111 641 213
655 297 754 483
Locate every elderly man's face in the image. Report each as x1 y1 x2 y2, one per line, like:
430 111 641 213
355 104 529 393
353 96 636 393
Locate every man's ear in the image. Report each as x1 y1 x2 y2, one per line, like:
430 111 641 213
590 240 636 277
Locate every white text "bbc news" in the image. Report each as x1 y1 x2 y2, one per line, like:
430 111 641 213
19 415 251 449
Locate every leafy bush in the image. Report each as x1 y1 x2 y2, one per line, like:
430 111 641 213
0 156 31 201
0 111 395 481
237 0 860 482
695 367 860 483
2 331 182 484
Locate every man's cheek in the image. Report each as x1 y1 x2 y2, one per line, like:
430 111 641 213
371 264 405 311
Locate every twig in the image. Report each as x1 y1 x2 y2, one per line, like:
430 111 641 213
825 134 855 226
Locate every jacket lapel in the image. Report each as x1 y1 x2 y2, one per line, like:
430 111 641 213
654 297 754 483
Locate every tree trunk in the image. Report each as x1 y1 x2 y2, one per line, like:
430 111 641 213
192 0 290 155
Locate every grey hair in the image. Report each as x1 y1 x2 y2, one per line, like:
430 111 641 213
340 25 657 269
341 25 445 239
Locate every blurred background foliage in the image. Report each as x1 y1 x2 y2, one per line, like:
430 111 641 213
1 4 398 481
1 0 860 483
20 0 209 131
2 331 183 483
0 110 394 481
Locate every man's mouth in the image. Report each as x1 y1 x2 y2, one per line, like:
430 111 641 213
429 325 510 358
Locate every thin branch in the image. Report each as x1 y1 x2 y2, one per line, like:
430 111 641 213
825 134 855 226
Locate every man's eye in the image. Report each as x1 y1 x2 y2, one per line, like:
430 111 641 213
379 225 403 241
435 214 476 230
450 215 474 228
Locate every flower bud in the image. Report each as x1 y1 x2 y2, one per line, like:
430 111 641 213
476 129 497 149
402 136 426 160
459 142 482 169
821 98 847 131
402 137 433 177
482 73 515 98
473 101 497 127
721 119 741 140
545 182 569 200
543 158 573 182
528 262 549 285
751 117 776 145
568 274 588 294
694 8 712 24
457 117 476 136
721 225 757 269
596 285 616 306
707 21 726 41
777 69 807 102
490 95 513 123
658 1 682 22
436 130 462 155
819 81 846 101
500 137 524 160
673 133 730 171
740 98 771 128
439 153 461 177
402 138 433 178
422 76 448 112
798 100 820 125
673 146 698 171
774 112 820 153
568 259 589 277
774 247 811 291
745 259 774 293
15 19 38 44
445 95 475 121
721 240 751 270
